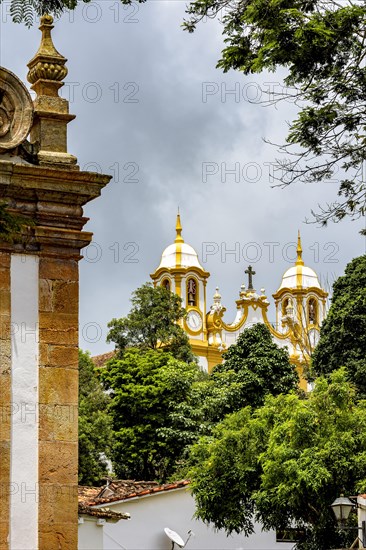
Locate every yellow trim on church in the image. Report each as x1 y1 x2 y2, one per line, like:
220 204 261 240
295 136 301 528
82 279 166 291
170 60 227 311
151 220 328 386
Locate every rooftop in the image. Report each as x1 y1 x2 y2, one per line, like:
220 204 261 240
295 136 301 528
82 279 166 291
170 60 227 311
78 480 190 506
78 502 130 521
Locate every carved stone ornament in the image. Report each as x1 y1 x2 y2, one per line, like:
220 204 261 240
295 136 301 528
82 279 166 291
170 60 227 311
0 67 34 153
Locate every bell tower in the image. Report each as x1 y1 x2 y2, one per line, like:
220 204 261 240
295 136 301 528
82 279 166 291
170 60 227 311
151 213 210 369
272 232 328 366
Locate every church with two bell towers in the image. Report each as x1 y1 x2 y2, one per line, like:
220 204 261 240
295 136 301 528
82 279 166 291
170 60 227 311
151 214 328 388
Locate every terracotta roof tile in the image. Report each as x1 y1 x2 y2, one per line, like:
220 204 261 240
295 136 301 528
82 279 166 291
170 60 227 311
78 502 130 521
78 480 190 506
92 351 116 368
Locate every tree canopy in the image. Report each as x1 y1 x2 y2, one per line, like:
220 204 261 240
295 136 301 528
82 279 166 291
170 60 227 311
215 324 298 409
189 368 366 548
184 0 366 233
100 349 203 482
194 324 299 426
0 203 30 243
100 322 300 482
312 254 366 396
78 349 113 485
8 0 366 231
107 282 195 363
11 0 366 234
3 0 85 26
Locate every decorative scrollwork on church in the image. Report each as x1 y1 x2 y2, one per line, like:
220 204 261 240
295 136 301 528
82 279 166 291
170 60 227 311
0 67 33 153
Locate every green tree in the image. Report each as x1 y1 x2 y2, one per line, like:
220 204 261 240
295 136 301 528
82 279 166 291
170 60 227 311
0 203 30 243
101 349 202 482
2 0 84 26
78 349 113 485
8 2 366 230
107 282 196 363
312 255 366 396
1 0 142 26
183 0 366 232
196 324 298 426
189 368 366 548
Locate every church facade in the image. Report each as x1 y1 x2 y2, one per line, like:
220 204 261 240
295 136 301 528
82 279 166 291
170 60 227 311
151 214 328 388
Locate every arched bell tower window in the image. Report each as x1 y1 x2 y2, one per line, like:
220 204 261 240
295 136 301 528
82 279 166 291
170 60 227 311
308 298 318 325
187 278 197 307
282 298 289 317
162 279 170 292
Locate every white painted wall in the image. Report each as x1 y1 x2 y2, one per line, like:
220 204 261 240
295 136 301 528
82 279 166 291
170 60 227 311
78 517 104 550
357 496 366 549
10 254 39 550
81 488 295 550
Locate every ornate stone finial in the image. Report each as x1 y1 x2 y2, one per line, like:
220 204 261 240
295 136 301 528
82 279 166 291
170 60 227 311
27 15 68 95
296 230 304 266
0 67 34 153
175 211 184 244
240 283 246 297
211 286 223 313
26 14 77 167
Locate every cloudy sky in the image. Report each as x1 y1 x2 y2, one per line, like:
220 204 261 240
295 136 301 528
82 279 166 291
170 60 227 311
1 0 365 355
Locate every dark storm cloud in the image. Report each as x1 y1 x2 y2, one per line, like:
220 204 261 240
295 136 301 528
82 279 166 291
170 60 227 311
0 0 364 354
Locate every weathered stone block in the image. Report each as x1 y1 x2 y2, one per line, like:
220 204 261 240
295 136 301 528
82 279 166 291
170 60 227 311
0 291 10 313
47 345 78 369
0 441 10 482
39 441 78 484
39 366 78 406
38 522 78 550
53 281 79 313
39 279 53 312
0 378 11 433
39 312 78 346
0 270 10 291
0 253 10 269
0 521 10 549
39 403 78 442
39 258 78 282
0 315 10 342
39 483 78 524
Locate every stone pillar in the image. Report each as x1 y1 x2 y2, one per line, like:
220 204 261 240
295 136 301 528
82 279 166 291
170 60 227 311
0 16 111 550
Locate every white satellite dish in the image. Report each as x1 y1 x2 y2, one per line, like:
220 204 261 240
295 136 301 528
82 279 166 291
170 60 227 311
164 527 185 548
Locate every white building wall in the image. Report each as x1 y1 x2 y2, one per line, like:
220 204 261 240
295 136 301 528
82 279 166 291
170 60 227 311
10 254 39 550
87 488 295 550
78 517 104 550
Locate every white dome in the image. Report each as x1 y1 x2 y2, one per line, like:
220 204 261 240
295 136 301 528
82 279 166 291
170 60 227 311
158 242 204 270
279 264 321 290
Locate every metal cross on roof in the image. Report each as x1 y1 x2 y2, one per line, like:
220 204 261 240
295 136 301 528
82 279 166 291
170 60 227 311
245 265 256 290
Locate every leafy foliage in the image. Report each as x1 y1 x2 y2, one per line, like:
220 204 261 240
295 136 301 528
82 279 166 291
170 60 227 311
7 0 366 230
78 350 113 485
102 323 301 483
217 324 299 408
101 349 202 482
3 0 82 26
107 282 196 363
0 203 31 243
183 0 366 233
1 0 144 26
189 368 366 548
191 324 298 427
312 255 366 396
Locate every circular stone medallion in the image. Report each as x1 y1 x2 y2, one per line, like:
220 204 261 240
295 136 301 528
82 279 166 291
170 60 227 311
0 67 33 152
0 107 11 137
